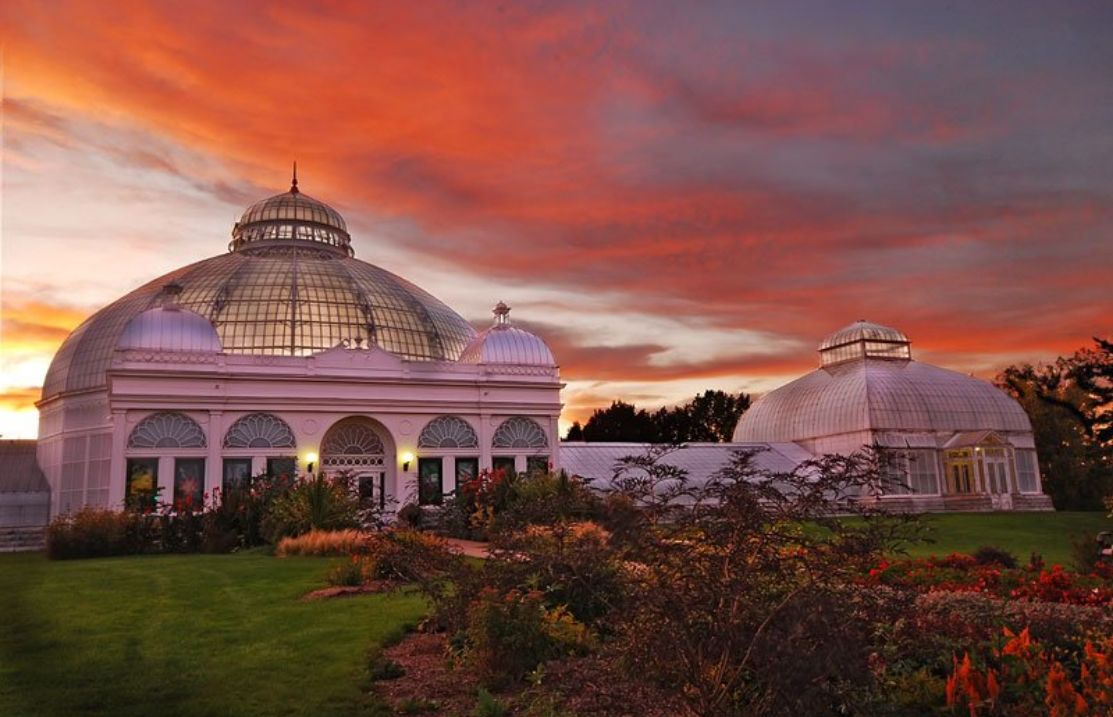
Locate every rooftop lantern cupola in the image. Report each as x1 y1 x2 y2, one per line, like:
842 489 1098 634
818 319 912 367
229 162 353 257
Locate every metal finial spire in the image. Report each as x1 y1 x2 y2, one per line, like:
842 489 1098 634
493 301 511 325
291 161 299 193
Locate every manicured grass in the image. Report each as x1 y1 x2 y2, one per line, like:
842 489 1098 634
0 551 426 717
904 511 1110 566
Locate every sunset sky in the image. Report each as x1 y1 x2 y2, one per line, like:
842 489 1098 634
2 0 1111 439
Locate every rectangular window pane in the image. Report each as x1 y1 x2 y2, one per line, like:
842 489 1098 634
418 458 443 506
493 456 516 477
455 457 478 494
358 474 376 505
267 456 297 479
126 458 158 508
223 458 252 494
526 456 549 476
174 458 205 509
1015 450 1039 493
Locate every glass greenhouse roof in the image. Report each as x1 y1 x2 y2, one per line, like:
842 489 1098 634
42 182 478 399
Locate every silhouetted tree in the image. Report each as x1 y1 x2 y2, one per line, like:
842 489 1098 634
564 421 584 441
574 390 751 443
581 401 659 442
997 338 1113 510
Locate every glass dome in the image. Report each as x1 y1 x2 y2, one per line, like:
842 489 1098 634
42 180 478 399
819 320 912 366
230 170 352 256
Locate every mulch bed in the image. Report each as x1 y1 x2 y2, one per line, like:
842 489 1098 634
371 631 694 716
300 580 399 601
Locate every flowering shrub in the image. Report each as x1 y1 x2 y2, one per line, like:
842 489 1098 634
866 554 1113 606
945 628 1113 715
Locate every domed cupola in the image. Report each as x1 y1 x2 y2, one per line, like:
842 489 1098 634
230 163 352 257
818 319 911 367
117 284 222 353
460 302 556 366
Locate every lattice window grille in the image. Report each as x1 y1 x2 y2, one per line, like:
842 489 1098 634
321 420 385 467
223 413 297 449
418 416 478 449
491 416 548 449
128 411 207 449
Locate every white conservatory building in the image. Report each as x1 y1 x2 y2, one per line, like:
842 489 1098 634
34 175 561 517
10 176 1053 525
731 321 1052 512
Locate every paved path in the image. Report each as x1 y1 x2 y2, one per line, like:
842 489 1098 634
442 538 490 559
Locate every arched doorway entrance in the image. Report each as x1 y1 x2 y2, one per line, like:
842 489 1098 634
320 417 390 509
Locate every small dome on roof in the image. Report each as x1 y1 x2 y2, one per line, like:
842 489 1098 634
819 320 911 366
230 164 352 256
460 302 555 366
118 287 222 353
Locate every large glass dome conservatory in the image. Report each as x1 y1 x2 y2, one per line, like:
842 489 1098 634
34 173 561 518
43 173 477 399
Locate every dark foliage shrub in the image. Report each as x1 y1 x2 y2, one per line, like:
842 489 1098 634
464 587 593 689
972 544 1018 568
1069 531 1103 574
359 528 458 584
46 507 129 559
396 502 423 529
264 473 360 542
327 556 365 587
607 449 923 717
367 651 405 681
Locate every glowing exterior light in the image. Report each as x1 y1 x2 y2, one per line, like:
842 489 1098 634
401 451 415 471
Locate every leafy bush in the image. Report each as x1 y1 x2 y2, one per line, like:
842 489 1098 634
359 529 456 584
46 507 130 559
472 688 509 717
326 556 366 587
264 473 360 542
972 545 1018 569
396 502 424 529
367 650 405 681
276 529 368 557
1069 531 1103 574
464 587 594 689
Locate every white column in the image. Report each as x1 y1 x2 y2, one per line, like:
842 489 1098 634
207 411 224 499
107 410 128 510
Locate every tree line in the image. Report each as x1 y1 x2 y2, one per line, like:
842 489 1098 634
564 389 751 444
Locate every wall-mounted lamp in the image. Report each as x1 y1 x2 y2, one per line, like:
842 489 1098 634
401 451 415 472
305 452 318 474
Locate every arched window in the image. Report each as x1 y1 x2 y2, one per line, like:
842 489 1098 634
418 416 479 449
128 411 206 449
320 418 385 469
223 413 296 449
491 416 548 449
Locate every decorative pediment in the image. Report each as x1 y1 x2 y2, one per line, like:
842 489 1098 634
311 344 405 372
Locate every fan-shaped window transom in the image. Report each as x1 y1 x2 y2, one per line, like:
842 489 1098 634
223 413 296 449
491 416 548 449
128 411 206 449
418 416 479 449
321 419 386 468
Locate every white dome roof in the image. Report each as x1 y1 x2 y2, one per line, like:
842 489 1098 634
733 358 1032 443
118 303 222 353
819 320 910 351
460 302 555 366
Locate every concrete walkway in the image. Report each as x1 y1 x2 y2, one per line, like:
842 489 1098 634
442 537 490 559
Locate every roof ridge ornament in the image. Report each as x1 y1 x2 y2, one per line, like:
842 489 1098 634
290 161 299 194
493 301 511 326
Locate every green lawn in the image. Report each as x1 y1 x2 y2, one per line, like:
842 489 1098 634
0 551 426 717
903 511 1110 565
